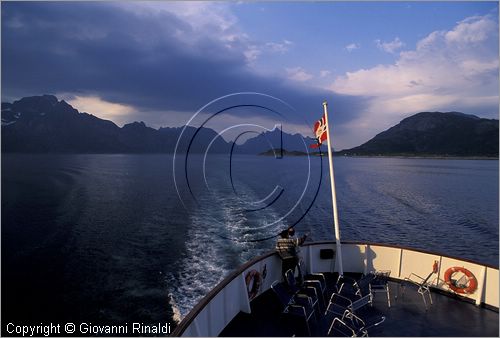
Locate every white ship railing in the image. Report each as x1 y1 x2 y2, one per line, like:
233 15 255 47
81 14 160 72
172 241 499 337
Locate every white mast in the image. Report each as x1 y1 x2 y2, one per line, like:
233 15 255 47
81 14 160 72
322 101 344 276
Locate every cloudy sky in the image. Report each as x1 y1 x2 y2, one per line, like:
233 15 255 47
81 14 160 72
2 1 498 149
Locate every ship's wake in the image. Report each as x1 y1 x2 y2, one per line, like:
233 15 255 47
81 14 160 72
165 182 284 319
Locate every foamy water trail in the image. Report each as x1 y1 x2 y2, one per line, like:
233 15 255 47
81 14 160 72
165 182 284 319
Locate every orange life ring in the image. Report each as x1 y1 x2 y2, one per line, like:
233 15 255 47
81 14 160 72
444 267 478 294
245 269 262 300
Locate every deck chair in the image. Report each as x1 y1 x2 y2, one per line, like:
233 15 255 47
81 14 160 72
297 260 328 305
327 317 367 337
327 309 386 337
285 269 321 316
326 294 386 337
325 292 373 317
402 263 437 310
342 308 386 335
271 281 316 336
304 276 327 309
337 273 376 300
348 293 373 313
369 271 391 307
325 293 353 317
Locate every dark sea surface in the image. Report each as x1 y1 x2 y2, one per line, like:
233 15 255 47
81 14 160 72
2 154 498 331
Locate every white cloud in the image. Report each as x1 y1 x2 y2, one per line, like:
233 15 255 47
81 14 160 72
243 39 293 64
64 95 201 130
5 16 24 29
118 3 295 65
286 67 313 82
120 2 237 34
265 39 293 53
320 70 331 78
243 45 262 62
117 2 253 59
375 37 404 53
64 95 135 126
445 15 494 44
331 14 499 147
345 43 360 52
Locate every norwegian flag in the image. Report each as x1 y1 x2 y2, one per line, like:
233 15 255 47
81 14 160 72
310 114 327 148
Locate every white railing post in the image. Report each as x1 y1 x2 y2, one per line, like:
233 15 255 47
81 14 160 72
239 273 251 313
397 249 403 278
475 266 487 306
364 244 370 274
308 245 314 274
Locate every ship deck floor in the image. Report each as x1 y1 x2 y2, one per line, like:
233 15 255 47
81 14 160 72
220 273 499 337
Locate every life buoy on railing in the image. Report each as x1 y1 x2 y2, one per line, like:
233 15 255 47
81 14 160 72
444 267 478 294
245 269 262 301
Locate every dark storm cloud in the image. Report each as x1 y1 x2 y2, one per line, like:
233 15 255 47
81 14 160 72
1 2 368 126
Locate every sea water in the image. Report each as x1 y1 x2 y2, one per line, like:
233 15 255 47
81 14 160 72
2 154 498 329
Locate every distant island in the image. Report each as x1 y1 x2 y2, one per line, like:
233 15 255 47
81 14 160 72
2 95 498 157
256 111 498 159
258 149 321 156
259 149 302 156
339 111 498 158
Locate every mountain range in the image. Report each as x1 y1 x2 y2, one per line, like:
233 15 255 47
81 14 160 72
2 95 498 156
1 95 306 154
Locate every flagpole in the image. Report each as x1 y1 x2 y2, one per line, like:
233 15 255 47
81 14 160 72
322 100 344 276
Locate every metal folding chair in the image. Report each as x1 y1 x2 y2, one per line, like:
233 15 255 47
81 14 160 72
337 274 376 299
401 261 438 310
326 303 385 337
369 270 391 307
325 292 373 317
271 280 316 336
402 271 434 309
285 269 321 316
327 317 367 337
